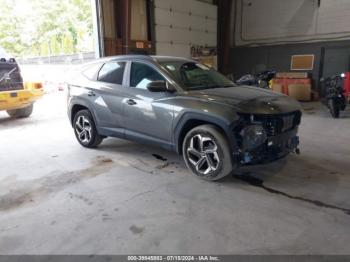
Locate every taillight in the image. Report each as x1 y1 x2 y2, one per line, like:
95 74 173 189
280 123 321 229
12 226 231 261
24 81 43 89
33 82 43 89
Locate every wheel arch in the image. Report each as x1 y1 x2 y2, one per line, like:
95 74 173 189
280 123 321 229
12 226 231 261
174 113 238 155
69 102 98 127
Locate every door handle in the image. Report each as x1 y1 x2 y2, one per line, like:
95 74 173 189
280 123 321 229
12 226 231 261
126 99 137 106
87 91 96 97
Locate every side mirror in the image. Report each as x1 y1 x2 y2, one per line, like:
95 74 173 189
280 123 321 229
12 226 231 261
147 81 169 92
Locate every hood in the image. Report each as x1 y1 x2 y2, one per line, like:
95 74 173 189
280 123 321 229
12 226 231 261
185 86 302 114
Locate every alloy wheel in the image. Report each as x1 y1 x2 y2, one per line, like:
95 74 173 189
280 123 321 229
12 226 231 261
75 115 92 144
186 134 220 175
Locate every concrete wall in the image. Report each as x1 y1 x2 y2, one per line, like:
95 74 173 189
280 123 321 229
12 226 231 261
234 0 350 46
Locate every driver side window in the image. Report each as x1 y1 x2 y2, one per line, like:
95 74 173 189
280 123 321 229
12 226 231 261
130 62 165 90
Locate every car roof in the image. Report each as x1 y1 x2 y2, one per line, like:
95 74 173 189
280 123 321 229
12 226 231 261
151 56 194 63
80 55 197 73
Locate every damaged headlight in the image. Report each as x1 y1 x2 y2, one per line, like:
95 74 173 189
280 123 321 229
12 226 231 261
240 125 267 151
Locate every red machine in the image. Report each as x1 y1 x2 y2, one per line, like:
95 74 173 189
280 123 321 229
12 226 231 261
321 72 350 118
343 72 350 101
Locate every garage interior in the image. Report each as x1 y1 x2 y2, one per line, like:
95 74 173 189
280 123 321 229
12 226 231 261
1 0 350 256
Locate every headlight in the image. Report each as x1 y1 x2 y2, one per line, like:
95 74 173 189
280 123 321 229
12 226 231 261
240 125 267 151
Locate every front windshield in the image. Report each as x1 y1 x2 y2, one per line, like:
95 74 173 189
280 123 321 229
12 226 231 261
159 61 236 91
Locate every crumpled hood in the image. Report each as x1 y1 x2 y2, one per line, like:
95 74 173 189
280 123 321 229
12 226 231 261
185 86 302 114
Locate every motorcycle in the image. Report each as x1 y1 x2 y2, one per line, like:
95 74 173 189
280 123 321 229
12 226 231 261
320 73 347 118
236 70 276 89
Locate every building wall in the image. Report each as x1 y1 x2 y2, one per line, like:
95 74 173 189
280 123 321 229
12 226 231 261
234 0 350 46
229 40 350 90
130 0 148 41
229 0 350 90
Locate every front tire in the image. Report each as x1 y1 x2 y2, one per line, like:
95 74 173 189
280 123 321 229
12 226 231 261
73 110 103 148
7 104 33 118
328 99 340 118
258 80 268 89
182 125 234 181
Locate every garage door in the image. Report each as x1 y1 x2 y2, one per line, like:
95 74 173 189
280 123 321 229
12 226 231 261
154 0 217 57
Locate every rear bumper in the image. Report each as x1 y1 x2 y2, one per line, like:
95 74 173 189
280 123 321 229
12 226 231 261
0 88 44 111
239 128 300 166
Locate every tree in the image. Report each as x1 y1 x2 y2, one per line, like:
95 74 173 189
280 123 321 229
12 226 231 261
0 0 94 57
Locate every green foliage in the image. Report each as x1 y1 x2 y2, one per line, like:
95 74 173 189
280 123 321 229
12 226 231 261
0 0 94 57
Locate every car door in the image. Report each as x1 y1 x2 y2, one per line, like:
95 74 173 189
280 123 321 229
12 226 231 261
89 61 128 137
122 61 175 149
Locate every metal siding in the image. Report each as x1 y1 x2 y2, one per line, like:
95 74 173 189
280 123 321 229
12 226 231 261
235 0 350 46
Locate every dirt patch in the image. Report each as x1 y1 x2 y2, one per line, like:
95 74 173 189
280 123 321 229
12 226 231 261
156 162 176 170
0 156 114 211
130 160 179 175
129 225 144 235
68 192 93 206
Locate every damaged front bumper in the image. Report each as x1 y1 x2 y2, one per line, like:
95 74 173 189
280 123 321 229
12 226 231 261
238 128 300 165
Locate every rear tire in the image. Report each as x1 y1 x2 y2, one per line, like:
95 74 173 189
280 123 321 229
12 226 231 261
7 104 33 118
73 110 103 148
182 124 234 181
328 99 340 118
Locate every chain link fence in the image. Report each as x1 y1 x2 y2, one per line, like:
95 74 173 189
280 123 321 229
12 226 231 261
17 52 96 65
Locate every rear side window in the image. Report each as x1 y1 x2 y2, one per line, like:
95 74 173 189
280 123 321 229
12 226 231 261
130 62 165 90
98 62 126 85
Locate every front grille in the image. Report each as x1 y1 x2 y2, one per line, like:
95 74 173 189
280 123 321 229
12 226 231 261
239 111 302 137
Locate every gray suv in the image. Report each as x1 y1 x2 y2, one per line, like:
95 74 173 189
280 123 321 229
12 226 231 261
67 55 302 181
